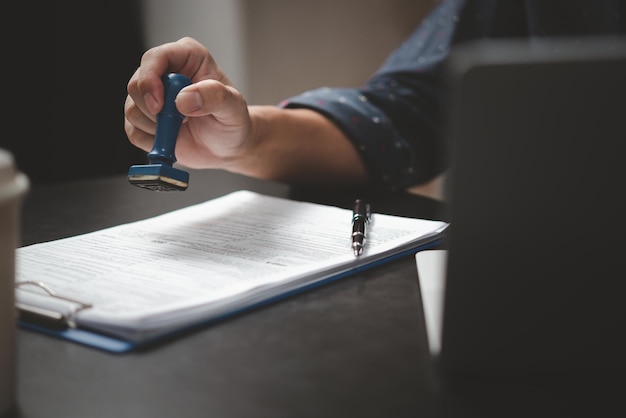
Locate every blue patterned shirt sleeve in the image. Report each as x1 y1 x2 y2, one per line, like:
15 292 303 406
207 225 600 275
279 0 625 191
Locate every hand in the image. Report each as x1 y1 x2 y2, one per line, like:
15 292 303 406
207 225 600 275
124 38 368 188
124 37 255 170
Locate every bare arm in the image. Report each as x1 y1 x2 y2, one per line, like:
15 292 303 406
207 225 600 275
241 105 368 188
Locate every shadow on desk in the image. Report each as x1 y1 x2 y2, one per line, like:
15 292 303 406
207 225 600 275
289 186 447 221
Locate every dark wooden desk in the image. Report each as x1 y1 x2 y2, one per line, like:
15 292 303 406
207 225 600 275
14 170 623 418
14 170 444 418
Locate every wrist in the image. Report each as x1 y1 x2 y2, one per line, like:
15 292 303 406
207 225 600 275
243 105 369 187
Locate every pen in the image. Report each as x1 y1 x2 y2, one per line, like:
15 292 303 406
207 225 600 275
351 199 371 256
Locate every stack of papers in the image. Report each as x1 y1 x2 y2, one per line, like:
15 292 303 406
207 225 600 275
15 190 448 352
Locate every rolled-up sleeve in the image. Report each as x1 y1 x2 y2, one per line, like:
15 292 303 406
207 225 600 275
280 0 466 191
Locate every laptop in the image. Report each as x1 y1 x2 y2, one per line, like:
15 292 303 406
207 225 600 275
417 36 626 379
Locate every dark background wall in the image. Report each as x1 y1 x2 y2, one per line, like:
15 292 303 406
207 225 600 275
4 1 147 185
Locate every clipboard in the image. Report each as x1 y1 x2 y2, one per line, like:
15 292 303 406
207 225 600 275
16 281 135 353
14 240 445 354
14 190 448 354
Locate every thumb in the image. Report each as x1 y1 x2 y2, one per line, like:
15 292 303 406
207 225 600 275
175 89 205 115
175 80 246 121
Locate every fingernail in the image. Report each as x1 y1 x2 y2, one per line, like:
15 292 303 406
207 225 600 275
144 93 159 114
176 91 203 113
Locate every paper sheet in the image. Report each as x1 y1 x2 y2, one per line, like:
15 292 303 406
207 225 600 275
16 190 448 343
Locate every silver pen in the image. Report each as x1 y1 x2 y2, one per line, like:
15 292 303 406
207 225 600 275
351 199 371 256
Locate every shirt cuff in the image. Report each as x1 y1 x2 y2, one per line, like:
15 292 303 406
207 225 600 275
279 87 418 191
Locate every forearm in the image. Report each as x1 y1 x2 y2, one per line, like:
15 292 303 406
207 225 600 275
231 105 369 189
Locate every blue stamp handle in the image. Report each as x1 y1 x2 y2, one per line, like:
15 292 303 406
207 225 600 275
147 73 193 165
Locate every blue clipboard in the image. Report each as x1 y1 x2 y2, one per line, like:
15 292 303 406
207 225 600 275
16 238 444 354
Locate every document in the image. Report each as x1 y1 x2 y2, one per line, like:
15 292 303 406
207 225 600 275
15 190 448 351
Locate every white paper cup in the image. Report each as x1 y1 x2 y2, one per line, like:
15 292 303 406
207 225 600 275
0 148 29 417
